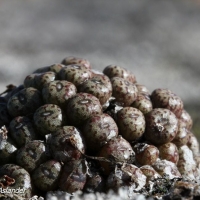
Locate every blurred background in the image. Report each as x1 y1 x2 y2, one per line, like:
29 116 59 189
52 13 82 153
0 0 200 142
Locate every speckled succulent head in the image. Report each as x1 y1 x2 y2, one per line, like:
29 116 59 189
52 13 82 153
7 87 43 118
3 84 24 102
61 56 91 69
158 142 179 164
145 108 178 145
24 71 56 90
111 77 138 106
103 64 136 83
106 163 146 192
151 88 183 118
187 132 200 157
47 126 85 162
42 80 77 108
136 84 150 96
131 93 153 114
98 135 135 175
9 116 38 147
116 107 145 141
172 120 189 147
59 64 92 87
32 160 62 191
82 113 118 152
33 104 66 136
133 143 159 166
78 75 112 105
59 159 88 193
66 92 102 127
179 109 193 130
16 140 50 172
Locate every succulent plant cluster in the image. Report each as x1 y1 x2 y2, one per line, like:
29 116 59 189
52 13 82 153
0 56 200 199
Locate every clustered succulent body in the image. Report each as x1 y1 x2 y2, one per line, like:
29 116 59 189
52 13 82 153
0 56 200 200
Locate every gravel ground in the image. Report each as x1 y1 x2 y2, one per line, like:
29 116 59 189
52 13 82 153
45 189 153 200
